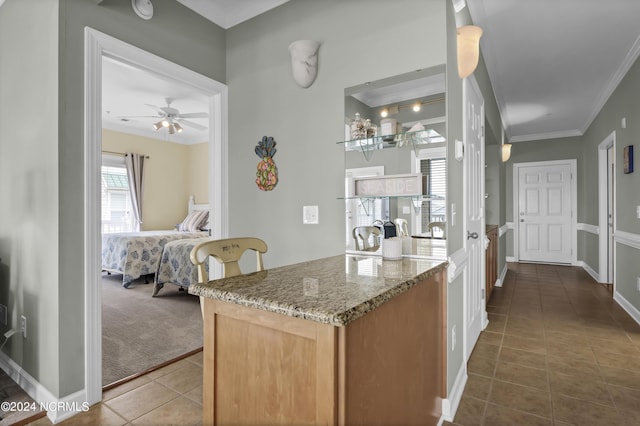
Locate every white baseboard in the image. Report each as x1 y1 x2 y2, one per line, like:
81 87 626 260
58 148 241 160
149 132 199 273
578 261 600 283
0 352 89 423
442 364 467 422
494 263 508 288
614 291 640 327
506 256 516 263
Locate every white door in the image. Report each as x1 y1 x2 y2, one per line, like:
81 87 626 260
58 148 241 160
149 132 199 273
517 163 573 264
607 145 615 282
463 77 485 361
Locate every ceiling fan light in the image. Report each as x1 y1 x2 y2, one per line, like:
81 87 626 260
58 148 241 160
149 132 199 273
161 119 170 128
168 124 175 135
152 120 163 130
173 122 183 133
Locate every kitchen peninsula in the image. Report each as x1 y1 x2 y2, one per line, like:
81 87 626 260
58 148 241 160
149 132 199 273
189 254 447 425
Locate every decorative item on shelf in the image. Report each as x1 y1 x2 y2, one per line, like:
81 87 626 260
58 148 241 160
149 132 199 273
288 40 321 88
350 113 376 140
624 145 634 174
255 136 278 191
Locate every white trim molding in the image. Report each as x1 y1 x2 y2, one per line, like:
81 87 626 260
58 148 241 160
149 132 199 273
495 263 508 288
577 260 600 283
442 364 467 422
0 352 89 424
615 230 640 250
447 247 468 284
85 27 228 406
598 132 616 283
499 223 512 237
614 291 640 327
577 223 599 235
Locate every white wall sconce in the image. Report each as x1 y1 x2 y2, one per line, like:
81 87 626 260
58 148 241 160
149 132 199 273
501 143 512 162
288 40 321 88
457 25 483 78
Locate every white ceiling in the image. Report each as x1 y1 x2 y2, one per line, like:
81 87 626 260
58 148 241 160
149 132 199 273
108 0 640 146
176 0 290 29
466 0 640 143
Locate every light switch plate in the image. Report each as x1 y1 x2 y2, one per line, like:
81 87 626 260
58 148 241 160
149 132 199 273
303 205 319 224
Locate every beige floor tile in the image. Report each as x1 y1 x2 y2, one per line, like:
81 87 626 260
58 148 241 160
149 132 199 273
470 342 500 361
185 351 203 366
607 384 640 414
502 334 546 355
483 403 552 426
463 374 492 401
57 404 127 426
494 361 548 390
467 354 497 378
477 331 503 346
183 385 203 405
600 365 640 390
549 371 613 406
552 394 625 426
145 358 193 380
104 382 179 421
499 347 546 370
451 396 485 426
102 376 152 401
489 380 552 418
131 396 202 426
153 361 202 394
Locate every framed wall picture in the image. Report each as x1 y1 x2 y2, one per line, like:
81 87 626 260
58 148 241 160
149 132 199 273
624 145 634 174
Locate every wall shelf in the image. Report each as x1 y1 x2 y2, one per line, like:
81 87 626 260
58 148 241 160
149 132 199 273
337 130 444 161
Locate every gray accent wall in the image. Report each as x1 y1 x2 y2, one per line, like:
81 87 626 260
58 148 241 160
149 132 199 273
1 0 225 398
0 0 60 397
225 0 446 268
581 54 640 312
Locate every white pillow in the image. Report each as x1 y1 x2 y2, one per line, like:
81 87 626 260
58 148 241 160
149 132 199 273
178 210 209 232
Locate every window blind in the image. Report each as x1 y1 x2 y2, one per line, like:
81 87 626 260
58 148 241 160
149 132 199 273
420 158 446 228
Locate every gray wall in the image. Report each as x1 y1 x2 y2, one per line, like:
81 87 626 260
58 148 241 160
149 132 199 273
581 55 640 308
1 0 226 398
226 0 446 268
0 0 60 396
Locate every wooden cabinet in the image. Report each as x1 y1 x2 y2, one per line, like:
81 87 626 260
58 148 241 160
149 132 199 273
201 267 446 426
485 225 498 301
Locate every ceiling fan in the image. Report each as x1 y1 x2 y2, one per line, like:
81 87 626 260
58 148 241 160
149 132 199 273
121 98 209 135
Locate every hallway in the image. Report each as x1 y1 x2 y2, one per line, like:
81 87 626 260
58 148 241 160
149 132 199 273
447 263 640 426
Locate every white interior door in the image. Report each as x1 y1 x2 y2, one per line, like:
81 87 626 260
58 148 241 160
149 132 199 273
517 162 573 264
464 77 485 361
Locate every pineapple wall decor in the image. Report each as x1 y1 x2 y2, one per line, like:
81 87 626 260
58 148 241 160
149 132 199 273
255 136 278 191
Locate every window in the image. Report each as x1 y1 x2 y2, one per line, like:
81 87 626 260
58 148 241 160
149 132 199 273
101 155 134 233
420 157 446 235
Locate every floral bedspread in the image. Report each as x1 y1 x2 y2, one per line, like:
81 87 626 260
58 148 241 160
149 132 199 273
153 238 210 296
101 230 207 288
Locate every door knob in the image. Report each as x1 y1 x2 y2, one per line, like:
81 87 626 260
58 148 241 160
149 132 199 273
467 231 479 240
520 219 524 222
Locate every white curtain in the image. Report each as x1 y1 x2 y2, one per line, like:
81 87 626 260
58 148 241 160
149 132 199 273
125 153 145 232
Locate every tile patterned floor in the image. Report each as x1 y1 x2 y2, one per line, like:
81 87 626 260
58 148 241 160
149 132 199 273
27 352 203 426
19 262 640 425
446 263 640 426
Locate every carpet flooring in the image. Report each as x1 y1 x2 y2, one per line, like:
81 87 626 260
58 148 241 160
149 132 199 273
102 273 202 386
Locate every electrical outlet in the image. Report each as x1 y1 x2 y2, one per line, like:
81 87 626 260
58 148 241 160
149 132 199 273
20 316 26 339
0 305 6 326
303 205 319 224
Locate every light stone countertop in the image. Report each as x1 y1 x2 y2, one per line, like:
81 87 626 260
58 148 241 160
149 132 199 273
188 254 447 326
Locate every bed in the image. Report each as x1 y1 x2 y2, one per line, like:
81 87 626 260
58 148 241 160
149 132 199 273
101 196 210 288
152 237 209 296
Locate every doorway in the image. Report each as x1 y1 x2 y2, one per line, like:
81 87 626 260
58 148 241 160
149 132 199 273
84 28 228 404
599 132 616 283
463 76 485 362
513 160 577 264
